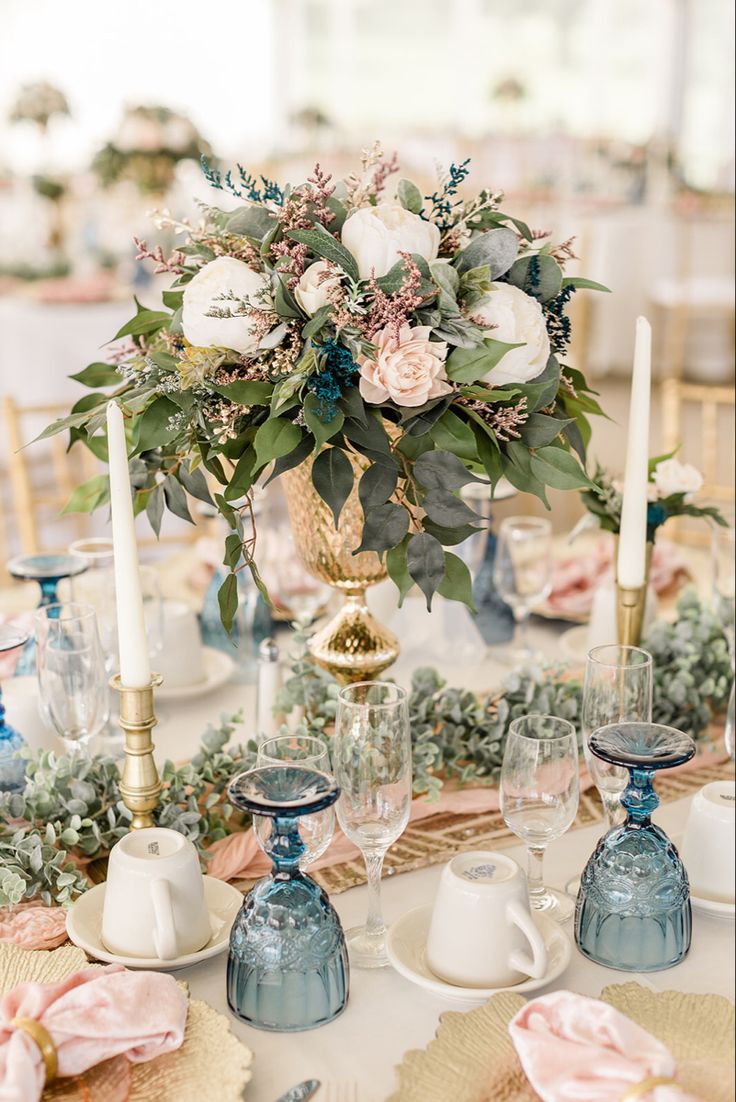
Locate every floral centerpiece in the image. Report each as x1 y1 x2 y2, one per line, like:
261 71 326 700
9 81 69 131
92 104 211 194
48 144 606 629
581 455 727 542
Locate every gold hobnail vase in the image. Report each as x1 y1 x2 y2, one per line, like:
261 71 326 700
281 454 400 682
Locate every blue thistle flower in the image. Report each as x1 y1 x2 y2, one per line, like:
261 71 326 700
306 340 360 422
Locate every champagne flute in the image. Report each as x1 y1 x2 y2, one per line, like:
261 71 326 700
35 603 109 755
582 645 653 830
333 682 412 968
500 714 579 923
493 516 552 662
254 734 335 867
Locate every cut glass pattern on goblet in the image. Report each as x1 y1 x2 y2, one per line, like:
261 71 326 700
575 722 695 972
226 765 349 1032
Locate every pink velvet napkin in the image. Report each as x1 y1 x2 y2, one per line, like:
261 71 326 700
509 991 696 1102
0 964 187 1102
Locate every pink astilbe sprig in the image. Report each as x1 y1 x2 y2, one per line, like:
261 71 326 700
366 252 426 341
371 150 399 198
133 237 185 274
344 142 400 209
306 162 336 225
462 396 529 442
271 239 309 288
549 236 578 266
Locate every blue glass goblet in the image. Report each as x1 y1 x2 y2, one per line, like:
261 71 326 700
0 625 31 792
7 554 87 675
575 721 695 972
226 765 349 1032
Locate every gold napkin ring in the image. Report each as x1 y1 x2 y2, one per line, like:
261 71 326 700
620 1076 680 1102
9 1017 58 1082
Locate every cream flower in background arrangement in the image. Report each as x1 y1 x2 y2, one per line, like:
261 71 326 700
652 458 704 499
342 203 441 278
182 256 269 354
474 282 551 385
358 325 451 407
294 260 341 315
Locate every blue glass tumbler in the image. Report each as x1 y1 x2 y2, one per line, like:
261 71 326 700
226 765 349 1031
575 721 695 971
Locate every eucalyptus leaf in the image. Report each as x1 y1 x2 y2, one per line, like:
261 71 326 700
397 179 424 214
446 339 522 386
254 416 302 468
506 254 563 303
530 445 593 490
69 362 121 388
287 228 359 282
312 447 354 527
386 537 414 606
429 410 478 461
358 462 399 510
437 552 476 611
455 227 518 278
423 489 479 528
145 483 164 536
406 532 445 610
354 502 409 555
163 474 194 523
414 450 487 490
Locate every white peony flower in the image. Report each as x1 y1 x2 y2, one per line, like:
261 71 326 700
473 282 550 386
357 325 451 407
652 458 704 499
182 256 268 354
294 260 341 316
341 203 440 279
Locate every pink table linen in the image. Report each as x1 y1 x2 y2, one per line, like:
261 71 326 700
0 965 187 1102
509 990 697 1102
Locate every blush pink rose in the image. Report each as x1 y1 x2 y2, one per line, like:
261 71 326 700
358 325 451 407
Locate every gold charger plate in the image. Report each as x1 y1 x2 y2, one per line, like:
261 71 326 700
388 983 735 1102
0 943 253 1102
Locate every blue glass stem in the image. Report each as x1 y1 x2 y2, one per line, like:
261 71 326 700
622 768 659 824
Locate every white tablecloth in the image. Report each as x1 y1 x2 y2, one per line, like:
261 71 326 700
140 601 733 1102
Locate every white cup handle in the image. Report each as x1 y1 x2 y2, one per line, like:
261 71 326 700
506 899 548 979
151 878 178 960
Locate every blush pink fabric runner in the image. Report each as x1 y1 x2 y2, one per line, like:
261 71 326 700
0 965 187 1102
205 744 727 883
509 990 696 1101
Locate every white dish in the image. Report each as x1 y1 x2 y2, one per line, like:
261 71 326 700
558 624 591 665
690 892 735 920
66 875 242 970
386 904 571 1002
156 646 235 701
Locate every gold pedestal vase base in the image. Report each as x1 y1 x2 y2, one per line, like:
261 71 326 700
309 589 400 682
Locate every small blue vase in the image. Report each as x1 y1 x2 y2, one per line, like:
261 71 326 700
575 722 695 972
472 523 515 646
226 765 349 1031
0 626 30 792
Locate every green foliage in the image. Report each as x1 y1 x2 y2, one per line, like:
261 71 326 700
0 712 254 905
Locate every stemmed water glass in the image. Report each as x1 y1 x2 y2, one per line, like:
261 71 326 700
493 516 552 662
582 645 653 830
333 682 412 968
500 714 579 923
7 553 88 675
254 734 335 868
35 603 109 755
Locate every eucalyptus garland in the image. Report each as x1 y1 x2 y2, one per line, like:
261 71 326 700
0 591 729 907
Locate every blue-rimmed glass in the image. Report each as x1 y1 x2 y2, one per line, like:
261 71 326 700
7 553 87 675
575 721 695 971
0 625 30 791
226 765 349 1032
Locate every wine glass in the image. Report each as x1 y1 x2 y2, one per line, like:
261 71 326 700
493 516 552 662
582 645 653 830
35 603 109 755
333 681 412 968
500 714 579 923
254 734 335 867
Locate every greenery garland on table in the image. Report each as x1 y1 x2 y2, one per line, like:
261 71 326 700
0 592 729 907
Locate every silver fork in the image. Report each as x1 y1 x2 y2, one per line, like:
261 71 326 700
324 1084 360 1102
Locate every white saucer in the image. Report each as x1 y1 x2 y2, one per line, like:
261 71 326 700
690 892 735 920
559 624 590 665
386 905 571 1003
66 875 242 970
156 647 235 701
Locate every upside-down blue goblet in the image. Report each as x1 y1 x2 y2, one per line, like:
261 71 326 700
0 625 30 791
226 765 349 1032
575 721 695 971
7 553 87 675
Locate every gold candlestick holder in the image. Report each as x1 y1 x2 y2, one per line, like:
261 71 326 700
110 673 163 830
615 542 653 647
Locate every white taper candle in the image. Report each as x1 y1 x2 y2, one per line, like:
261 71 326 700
106 401 151 688
617 316 652 589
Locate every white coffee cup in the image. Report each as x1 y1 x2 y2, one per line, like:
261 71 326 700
156 601 205 688
426 851 548 988
102 827 211 960
681 781 735 903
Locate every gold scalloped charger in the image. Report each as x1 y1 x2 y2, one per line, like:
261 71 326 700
387 982 735 1102
0 943 253 1102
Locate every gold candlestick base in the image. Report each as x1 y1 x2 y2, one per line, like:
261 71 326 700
110 673 163 830
615 541 653 647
